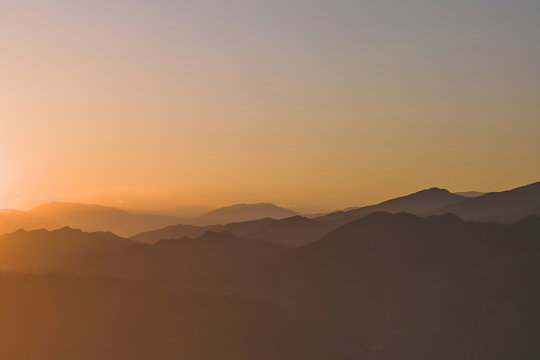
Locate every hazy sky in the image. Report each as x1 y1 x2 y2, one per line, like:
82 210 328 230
1 0 539 212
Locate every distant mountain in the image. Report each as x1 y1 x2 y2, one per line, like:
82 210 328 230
454 191 486 197
192 203 298 225
132 188 467 246
132 215 330 247
430 181 540 223
328 187 465 220
0 202 299 237
133 182 540 247
0 210 47 233
244 187 467 246
0 202 181 237
131 218 274 244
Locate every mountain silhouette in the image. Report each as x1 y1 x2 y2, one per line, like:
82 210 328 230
0 202 299 238
429 181 540 222
29 202 181 236
0 202 181 237
0 272 322 360
2 213 540 359
0 227 284 282
191 203 298 225
321 187 465 221
131 218 274 244
267 212 540 359
454 191 486 197
116 231 285 282
132 216 332 247
0 227 134 274
243 215 342 247
131 188 468 246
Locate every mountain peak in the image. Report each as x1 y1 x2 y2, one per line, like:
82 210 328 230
414 187 454 196
193 203 298 225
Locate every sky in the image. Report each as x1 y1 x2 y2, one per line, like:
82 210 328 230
1 0 539 213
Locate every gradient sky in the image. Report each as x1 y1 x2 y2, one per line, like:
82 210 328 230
1 0 539 213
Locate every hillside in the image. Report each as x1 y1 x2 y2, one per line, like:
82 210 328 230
429 181 540 222
2 213 540 359
192 203 298 225
0 203 181 237
268 212 540 359
131 188 468 246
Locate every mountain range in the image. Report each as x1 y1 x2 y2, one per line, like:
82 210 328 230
0 202 299 237
1 212 540 359
428 181 540 222
2 181 538 241
189 203 298 225
133 181 540 246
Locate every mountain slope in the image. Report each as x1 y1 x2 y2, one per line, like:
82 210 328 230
0 202 181 237
454 191 486 197
0 227 284 282
132 188 467 246
429 181 540 222
243 188 467 246
131 218 274 244
244 215 341 247
0 227 135 274
2 213 540 359
321 187 465 221
118 231 286 281
133 181 540 247
0 273 321 360
269 212 540 359
192 203 298 225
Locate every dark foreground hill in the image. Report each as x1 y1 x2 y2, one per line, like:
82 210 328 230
0 273 324 360
2 213 540 359
0 227 134 274
0 228 284 284
267 212 540 359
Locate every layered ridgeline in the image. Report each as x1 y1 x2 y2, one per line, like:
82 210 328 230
0 202 298 237
190 203 298 225
0 203 181 238
0 228 284 282
270 212 540 359
428 181 540 222
1 213 540 359
133 181 540 246
133 187 468 245
1 181 537 242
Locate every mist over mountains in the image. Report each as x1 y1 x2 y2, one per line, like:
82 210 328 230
1 211 540 359
0 202 299 237
1 181 540 359
3 182 538 241
133 182 540 246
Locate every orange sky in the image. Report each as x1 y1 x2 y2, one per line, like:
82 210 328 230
1 0 539 213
